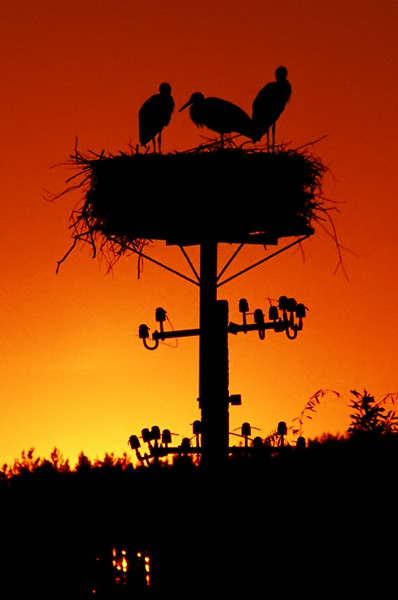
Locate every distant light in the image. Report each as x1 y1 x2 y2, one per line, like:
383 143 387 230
122 557 128 572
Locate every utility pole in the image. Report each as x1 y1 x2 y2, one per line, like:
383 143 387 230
135 233 310 465
198 240 229 464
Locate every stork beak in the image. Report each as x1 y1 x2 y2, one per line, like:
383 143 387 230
179 99 193 112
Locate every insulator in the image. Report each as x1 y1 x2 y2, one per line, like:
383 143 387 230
277 421 287 436
162 429 172 444
278 295 289 310
269 305 279 320
193 420 202 435
252 436 263 449
241 422 251 437
254 308 265 325
239 298 249 313
180 437 191 451
141 428 151 443
296 436 306 450
128 435 140 450
151 425 161 440
296 303 306 318
138 324 150 339
286 298 297 312
274 320 285 332
155 307 167 322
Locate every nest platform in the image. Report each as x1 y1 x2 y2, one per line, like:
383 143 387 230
65 146 327 258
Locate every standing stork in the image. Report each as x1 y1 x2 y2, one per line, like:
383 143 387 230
179 92 254 146
252 66 291 150
139 82 174 154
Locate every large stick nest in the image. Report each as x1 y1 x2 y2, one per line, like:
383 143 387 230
58 141 329 269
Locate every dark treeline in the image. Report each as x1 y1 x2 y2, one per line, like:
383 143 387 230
1 431 397 599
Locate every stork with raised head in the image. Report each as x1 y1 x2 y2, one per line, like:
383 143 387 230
179 92 254 146
252 66 291 150
139 82 174 154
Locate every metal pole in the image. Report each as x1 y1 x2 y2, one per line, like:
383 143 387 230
199 241 229 464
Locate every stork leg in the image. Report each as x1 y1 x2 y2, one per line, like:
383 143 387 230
266 129 270 152
158 130 162 154
220 133 224 148
152 138 156 153
272 123 276 152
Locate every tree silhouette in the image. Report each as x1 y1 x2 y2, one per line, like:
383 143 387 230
348 389 398 435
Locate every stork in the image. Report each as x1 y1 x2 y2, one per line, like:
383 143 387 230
252 66 291 150
179 92 254 146
139 82 174 154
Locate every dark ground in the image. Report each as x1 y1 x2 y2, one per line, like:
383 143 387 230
1 435 397 599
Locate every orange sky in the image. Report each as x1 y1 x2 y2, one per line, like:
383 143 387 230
1 0 398 466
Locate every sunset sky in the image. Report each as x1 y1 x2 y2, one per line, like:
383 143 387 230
1 0 397 466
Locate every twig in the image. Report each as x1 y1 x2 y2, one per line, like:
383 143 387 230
56 238 78 274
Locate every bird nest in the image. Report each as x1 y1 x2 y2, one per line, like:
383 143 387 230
57 142 329 270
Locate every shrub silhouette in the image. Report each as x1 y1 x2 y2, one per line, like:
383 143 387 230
348 389 398 435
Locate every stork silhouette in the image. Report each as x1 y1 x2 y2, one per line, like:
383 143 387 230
179 92 254 146
139 83 174 154
252 66 291 150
